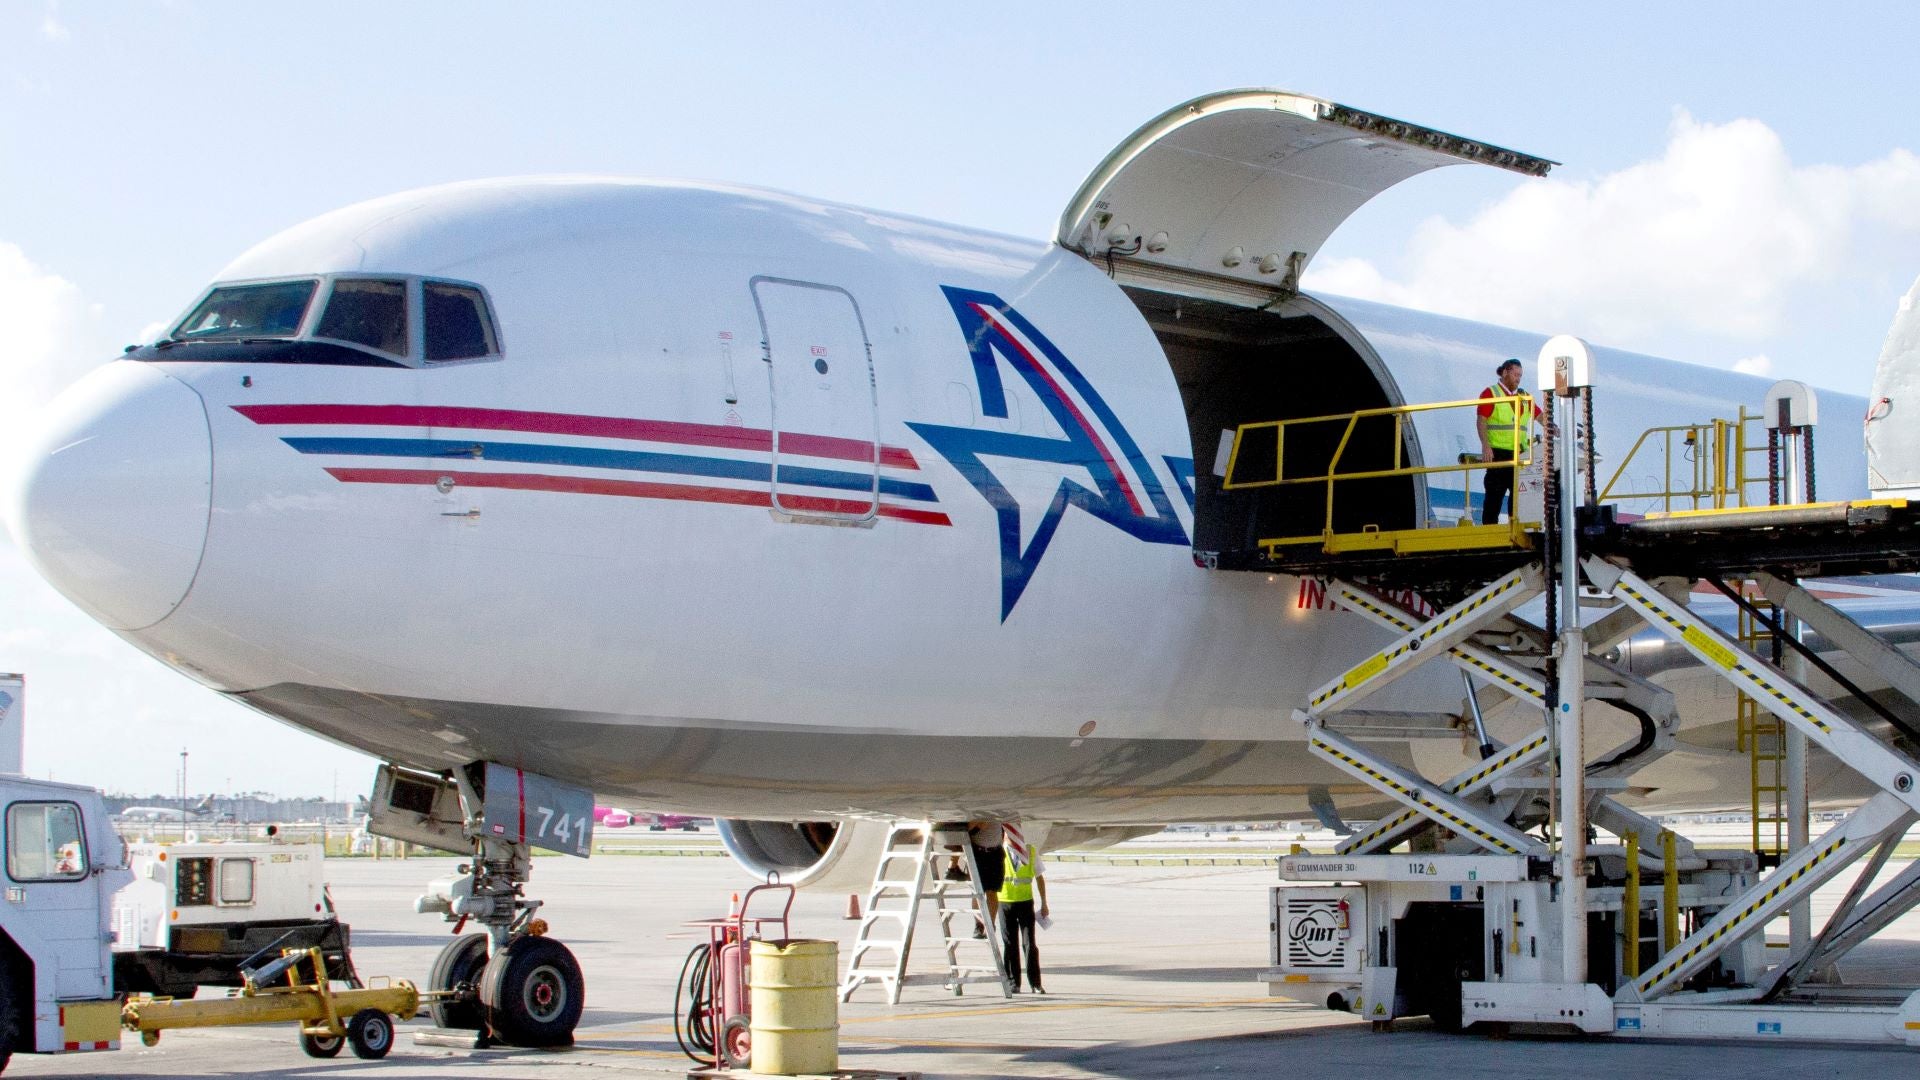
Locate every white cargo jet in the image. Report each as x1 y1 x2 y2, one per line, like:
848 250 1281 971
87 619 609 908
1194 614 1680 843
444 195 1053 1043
1 90 1888 1043
114 795 227 824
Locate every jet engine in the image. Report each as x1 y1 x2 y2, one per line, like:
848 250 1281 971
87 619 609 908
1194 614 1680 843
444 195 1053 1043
715 817 895 891
716 818 1167 889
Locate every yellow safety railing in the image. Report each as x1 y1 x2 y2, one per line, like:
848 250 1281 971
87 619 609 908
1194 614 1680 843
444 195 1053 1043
1222 396 1535 555
1597 408 1767 513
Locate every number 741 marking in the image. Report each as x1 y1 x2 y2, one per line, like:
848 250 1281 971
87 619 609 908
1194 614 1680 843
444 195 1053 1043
532 806 590 854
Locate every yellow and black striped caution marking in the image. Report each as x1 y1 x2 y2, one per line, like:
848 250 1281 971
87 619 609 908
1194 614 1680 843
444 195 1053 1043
1335 590 1416 632
1458 652 1543 700
1311 734 1527 855
1457 734 1550 788
1617 581 1832 735
1314 574 1528 709
1341 734 1550 852
1338 587 1544 702
1639 833 1848 992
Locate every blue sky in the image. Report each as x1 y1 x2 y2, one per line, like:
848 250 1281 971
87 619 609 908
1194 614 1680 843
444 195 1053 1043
4 2 1920 795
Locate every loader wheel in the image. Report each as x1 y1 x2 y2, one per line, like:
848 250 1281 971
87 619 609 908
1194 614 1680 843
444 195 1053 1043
347 1008 394 1059
428 933 490 1030
719 1015 752 1069
480 935 584 1047
300 1030 345 1058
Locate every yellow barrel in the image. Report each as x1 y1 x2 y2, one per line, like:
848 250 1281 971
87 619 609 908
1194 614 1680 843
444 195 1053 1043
748 938 839 1075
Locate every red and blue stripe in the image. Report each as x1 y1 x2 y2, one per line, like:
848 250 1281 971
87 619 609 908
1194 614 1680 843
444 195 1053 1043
233 404 951 525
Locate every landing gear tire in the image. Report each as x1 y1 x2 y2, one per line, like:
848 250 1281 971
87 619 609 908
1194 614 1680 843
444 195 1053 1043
300 1031 345 1058
347 1008 395 1060
480 935 584 1047
428 933 490 1030
718 1015 752 1069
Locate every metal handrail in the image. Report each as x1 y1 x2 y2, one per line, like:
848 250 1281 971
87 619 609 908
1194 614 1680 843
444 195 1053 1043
1222 395 1534 544
1598 407 1766 513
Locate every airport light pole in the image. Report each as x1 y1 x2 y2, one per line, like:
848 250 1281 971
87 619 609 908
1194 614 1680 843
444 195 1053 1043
180 747 188 836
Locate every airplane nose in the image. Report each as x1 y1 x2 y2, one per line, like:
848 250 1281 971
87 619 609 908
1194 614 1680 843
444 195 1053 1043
4 361 212 630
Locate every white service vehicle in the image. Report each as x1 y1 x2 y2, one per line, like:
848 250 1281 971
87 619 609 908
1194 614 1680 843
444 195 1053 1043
112 841 355 998
0 676 362 1071
0 772 134 1066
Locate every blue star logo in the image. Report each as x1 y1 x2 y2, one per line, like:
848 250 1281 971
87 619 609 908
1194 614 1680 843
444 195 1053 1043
908 287 1189 620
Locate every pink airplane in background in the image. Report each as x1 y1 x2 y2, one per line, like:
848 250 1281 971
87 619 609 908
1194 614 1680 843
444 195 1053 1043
594 807 707 831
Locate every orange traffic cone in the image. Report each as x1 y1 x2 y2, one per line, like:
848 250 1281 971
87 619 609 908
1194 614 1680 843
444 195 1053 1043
728 891 740 917
844 893 862 920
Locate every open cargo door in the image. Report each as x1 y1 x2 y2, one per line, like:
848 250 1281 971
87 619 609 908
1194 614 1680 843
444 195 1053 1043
1059 89 1553 294
1064 91 1555 565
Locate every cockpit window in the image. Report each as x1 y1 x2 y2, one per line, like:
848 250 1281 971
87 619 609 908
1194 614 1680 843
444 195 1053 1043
141 273 498 369
173 280 317 340
315 279 409 356
424 282 499 362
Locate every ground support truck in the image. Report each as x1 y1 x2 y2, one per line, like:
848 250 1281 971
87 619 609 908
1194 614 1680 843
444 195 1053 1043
0 769 383 1070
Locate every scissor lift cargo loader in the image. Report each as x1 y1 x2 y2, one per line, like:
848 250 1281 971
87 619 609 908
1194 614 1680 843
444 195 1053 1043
1258 351 1920 1046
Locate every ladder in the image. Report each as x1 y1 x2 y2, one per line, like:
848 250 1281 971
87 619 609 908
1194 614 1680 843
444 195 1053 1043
1736 594 1789 862
839 822 1011 1004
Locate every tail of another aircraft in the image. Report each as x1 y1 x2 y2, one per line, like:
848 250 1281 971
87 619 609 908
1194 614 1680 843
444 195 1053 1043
1866 273 1920 496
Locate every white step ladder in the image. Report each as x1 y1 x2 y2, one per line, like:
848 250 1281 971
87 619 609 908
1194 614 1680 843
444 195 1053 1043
839 822 1012 1004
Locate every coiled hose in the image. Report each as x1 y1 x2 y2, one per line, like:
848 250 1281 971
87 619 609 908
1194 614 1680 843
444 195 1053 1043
674 942 715 1061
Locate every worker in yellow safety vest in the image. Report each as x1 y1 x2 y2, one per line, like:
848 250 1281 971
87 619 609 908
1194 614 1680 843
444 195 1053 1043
1476 358 1544 525
997 847 1049 993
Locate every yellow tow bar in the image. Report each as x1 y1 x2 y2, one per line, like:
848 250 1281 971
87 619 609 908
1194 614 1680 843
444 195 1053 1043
121 947 424 1060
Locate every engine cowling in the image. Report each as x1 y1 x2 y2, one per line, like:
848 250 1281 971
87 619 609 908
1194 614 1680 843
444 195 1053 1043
715 818 895 892
716 819 1166 889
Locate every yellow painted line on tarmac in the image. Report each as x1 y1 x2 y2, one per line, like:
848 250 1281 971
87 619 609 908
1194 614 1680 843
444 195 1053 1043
1125 998 1277 1009
840 997 1280 1023
839 1002 1102 1023
841 1035 1075 1050
569 1045 694 1058
585 995 1292 1046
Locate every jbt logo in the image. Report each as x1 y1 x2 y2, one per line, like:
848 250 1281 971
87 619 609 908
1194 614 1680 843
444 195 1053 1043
1289 908 1342 961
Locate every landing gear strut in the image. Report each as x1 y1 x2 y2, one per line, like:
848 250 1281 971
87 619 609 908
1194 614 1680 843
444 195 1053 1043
368 762 593 1048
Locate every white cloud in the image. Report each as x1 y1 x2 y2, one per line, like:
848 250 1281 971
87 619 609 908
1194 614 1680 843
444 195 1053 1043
38 1 68 40
1307 110 1920 358
1731 354 1774 376
0 242 109 458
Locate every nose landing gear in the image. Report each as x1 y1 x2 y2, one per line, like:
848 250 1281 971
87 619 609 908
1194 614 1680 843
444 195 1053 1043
369 762 595 1048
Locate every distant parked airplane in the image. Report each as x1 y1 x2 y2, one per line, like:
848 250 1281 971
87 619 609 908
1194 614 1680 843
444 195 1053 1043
593 807 707 831
115 795 227 823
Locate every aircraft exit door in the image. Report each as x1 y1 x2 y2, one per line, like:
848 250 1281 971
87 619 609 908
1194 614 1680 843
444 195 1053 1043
751 278 880 522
